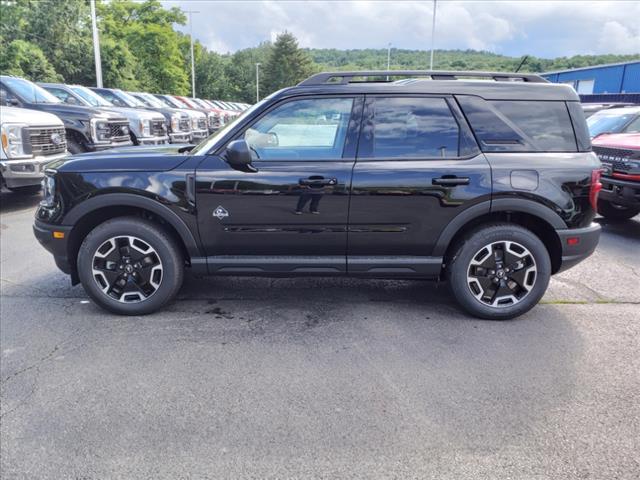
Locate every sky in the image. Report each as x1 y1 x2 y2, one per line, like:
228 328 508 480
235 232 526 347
161 0 640 58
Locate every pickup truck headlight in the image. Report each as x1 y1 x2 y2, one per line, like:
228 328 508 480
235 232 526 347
139 119 151 137
89 118 111 143
191 117 198 130
40 174 56 207
1 123 32 159
170 113 180 132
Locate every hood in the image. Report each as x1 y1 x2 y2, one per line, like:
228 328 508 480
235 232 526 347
0 106 64 126
592 133 640 150
30 102 126 121
50 144 194 173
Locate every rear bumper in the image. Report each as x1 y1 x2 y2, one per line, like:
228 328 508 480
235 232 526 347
600 177 640 208
33 220 73 276
555 223 601 273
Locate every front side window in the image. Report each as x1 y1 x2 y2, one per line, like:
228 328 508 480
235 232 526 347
363 97 460 158
243 97 354 160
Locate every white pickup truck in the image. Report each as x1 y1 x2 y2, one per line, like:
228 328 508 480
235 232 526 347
1 106 68 193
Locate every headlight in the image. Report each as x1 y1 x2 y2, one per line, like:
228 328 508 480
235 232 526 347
191 117 198 129
170 113 180 132
208 113 216 128
89 118 110 143
1 123 31 159
40 174 56 207
139 119 151 137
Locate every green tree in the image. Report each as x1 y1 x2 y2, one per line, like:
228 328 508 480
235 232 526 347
0 39 61 81
262 32 314 95
223 42 272 102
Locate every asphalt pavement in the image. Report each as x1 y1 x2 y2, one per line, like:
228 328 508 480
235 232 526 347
1 189 639 479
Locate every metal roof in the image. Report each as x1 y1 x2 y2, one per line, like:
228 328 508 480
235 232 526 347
541 60 640 76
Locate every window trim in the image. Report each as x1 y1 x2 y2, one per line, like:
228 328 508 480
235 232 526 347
221 94 364 162
356 94 480 162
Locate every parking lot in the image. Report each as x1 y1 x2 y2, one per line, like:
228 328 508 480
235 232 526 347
1 190 639 478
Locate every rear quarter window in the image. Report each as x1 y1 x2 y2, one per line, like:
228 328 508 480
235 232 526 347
457 96 578 152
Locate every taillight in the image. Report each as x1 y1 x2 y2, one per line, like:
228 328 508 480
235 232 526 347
590 169 602 212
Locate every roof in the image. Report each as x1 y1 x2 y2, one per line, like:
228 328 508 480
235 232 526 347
541 60 640 76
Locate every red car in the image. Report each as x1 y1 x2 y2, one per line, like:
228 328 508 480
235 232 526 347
592 133 640 220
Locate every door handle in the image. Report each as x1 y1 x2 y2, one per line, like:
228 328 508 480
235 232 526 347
432 176 470 186
299 176 338 186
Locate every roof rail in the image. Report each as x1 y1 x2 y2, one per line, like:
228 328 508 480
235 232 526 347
298 70 549 86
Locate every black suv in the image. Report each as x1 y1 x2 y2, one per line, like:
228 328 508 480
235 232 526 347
33 71 602 319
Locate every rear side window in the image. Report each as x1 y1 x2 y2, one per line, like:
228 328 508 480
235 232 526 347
457 96 578 152
360 97 462 159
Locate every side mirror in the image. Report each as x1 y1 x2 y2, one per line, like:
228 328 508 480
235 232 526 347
225 139 257 172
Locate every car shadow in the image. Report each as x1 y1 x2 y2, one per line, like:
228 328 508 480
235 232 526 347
0 187 42 215
596 215 640 241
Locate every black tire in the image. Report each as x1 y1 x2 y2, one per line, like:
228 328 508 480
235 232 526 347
77 217 184 315
66 137 85 154
7 184 41 195
598 199 640 221
446 223 551 320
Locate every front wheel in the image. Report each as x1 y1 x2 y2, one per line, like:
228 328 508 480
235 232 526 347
597 199 640 221
446 223 551 320
77 217 184 315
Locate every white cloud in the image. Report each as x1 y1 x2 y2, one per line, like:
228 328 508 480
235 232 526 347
161 0 640 58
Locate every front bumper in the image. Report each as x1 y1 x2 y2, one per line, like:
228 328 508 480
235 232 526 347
138 135 169 146
169 132 192 143
190 129 208 142
1 152 68 188
33 220 74 278
599 177 640 208
555 223 601 273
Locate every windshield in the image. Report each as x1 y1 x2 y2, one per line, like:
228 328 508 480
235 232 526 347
162 95 185 109
116 90 145 108
3 77 60 104
71 86 113 107
138 93 165 108
587 113 637 137
189 95 272 156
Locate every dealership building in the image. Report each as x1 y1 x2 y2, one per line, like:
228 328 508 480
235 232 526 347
541 60 640 94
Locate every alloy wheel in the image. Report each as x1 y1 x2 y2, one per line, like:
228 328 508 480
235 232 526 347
91 235 163 303
466 240 537 308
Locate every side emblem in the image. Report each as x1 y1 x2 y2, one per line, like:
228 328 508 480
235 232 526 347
213 206 229 220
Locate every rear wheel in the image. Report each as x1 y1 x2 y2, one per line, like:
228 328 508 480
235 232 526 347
598 199 640 221
446 223 551 320
77 217 184 315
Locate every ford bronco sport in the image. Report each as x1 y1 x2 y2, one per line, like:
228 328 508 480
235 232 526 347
33 71 602 319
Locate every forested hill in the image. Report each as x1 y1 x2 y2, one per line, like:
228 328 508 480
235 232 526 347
306 48 639 73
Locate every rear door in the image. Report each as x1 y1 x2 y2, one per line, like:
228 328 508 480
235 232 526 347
195 95 363 274
347 95 491 276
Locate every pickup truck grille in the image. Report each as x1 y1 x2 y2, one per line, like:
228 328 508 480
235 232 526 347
26 126 67 156
179 118 191 132
150 119 166 136
108 121 130 141
197 118 207 130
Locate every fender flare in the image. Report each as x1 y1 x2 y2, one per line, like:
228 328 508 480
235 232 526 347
432 198 567 257
62 193 201 257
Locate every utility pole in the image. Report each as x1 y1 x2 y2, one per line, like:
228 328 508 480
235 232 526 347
256 63 261 102
386 43 392 81
185 10 200 98
430 0 437 70
90 0 103 87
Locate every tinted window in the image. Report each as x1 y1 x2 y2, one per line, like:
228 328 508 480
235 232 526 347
457 96 577 152
364 97 460 158
243 97 354 161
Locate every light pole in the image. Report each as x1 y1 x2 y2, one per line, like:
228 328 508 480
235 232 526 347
185 10 200 98
90 0 103 87
256 63 261 103
429 0 437 70
386 43 391 81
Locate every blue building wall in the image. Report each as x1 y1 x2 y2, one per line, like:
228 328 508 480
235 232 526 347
541 61 640 94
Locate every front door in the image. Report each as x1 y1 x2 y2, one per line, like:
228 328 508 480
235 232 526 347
347 95 492 276
196 95 363 274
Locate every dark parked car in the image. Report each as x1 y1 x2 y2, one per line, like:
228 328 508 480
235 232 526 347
1 76 131 153
34 70 601 319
